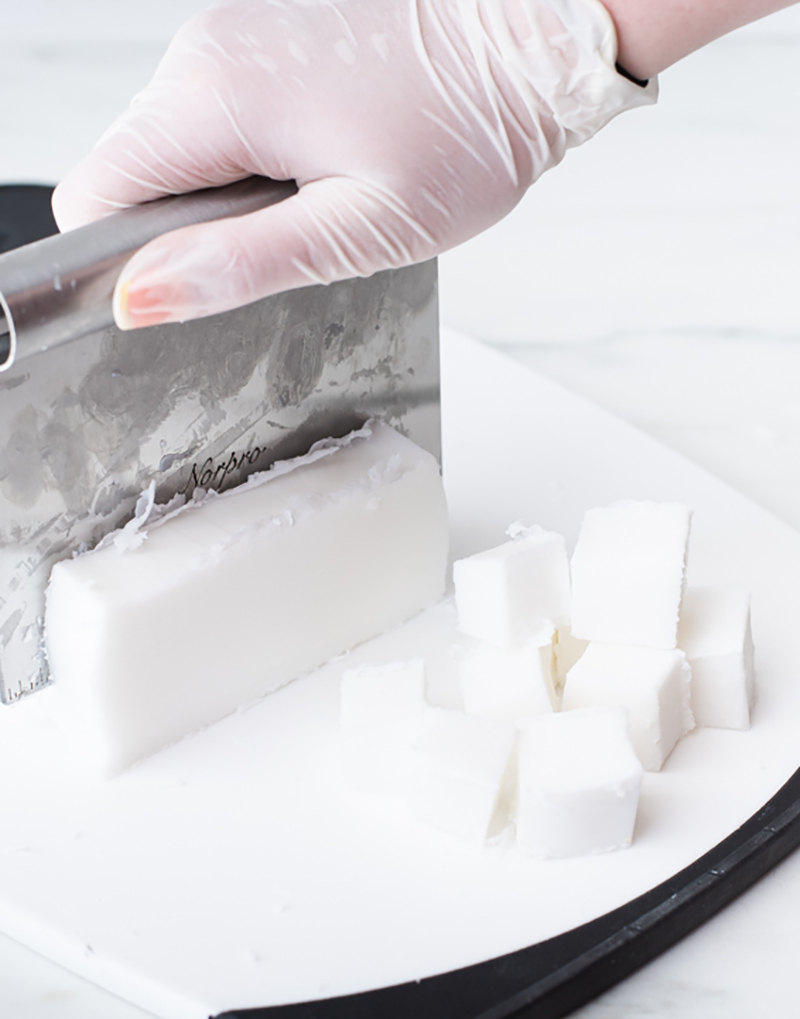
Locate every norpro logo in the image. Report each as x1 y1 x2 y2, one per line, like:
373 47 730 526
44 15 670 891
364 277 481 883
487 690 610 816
178 446 268 495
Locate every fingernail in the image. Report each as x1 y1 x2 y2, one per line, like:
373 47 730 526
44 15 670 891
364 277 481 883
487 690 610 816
113 278 134 330
113 275 176 331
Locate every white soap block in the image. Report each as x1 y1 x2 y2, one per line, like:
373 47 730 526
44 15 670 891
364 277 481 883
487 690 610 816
453 524 570 648
408 707 516 844
459 630 557 721
678 587 756 730
562 643 694 771
339 659 426 792
570 501 691 650
45 422 448 775
554 627 589 690
517 707 643 859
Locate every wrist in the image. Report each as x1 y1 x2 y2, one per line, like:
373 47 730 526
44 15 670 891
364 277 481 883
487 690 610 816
493 0 657 164
600 0 799 80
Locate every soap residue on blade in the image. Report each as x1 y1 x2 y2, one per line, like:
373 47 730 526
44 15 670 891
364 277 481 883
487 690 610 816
91 421 377 557
96 482 159 553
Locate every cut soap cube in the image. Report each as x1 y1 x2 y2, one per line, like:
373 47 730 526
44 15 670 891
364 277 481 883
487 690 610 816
678 586 756 730
45 422 449 775
562 643 693 771
459 631 557 721
339 659 426 792
408 707 516 844
453 524 570 648
570 501 691 649
554 627 589 691
517 707 643 859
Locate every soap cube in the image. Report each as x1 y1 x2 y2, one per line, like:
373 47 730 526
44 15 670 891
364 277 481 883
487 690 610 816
678 587 756 730
453 524 570 648
45 422 449 775
459 631 557 721
408 707 516 844
339 659 426 792
554 627 589 691
562 643 693 771
517 707 643 859
570 501 691 649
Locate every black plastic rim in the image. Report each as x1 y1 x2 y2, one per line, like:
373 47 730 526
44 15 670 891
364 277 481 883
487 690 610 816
0 183 57 254
213 769 800 1019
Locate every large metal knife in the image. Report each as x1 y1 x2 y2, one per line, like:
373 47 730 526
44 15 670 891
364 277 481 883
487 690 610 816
0 180 440 704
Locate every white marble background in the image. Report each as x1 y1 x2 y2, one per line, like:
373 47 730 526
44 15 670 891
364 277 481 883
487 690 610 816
2 2 800 1016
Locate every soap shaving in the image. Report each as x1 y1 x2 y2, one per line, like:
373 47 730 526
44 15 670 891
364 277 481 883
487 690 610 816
506 520 545 541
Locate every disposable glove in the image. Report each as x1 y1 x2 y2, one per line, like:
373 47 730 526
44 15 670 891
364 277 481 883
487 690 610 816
52 0 656 330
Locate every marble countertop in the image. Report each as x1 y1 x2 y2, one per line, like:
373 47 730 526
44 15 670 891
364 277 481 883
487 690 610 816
3 2 800 1016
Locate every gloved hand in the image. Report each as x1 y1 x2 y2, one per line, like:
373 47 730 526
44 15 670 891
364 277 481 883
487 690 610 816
52 0 656 330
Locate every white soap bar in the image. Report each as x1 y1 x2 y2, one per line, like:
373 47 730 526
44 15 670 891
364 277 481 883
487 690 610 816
453 524 570 648
45 422 448 775
459 629 557 721
570 501 691 649
562 643 694 771
678 586 756 730
517 707 643 859
339 659 426 792
408 707 516 844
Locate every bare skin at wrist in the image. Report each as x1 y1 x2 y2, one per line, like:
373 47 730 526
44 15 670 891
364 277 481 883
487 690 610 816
601 0 799 80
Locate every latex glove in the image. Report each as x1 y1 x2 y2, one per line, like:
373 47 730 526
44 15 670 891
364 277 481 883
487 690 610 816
52 0 656 330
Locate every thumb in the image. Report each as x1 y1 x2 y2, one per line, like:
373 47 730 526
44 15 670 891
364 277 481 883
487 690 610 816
113 176 439 330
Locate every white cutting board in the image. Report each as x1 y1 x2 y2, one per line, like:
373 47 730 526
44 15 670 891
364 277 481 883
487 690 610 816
0 329 798 1019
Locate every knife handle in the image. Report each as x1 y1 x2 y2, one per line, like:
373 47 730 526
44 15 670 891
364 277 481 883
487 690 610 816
0 176 297 370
